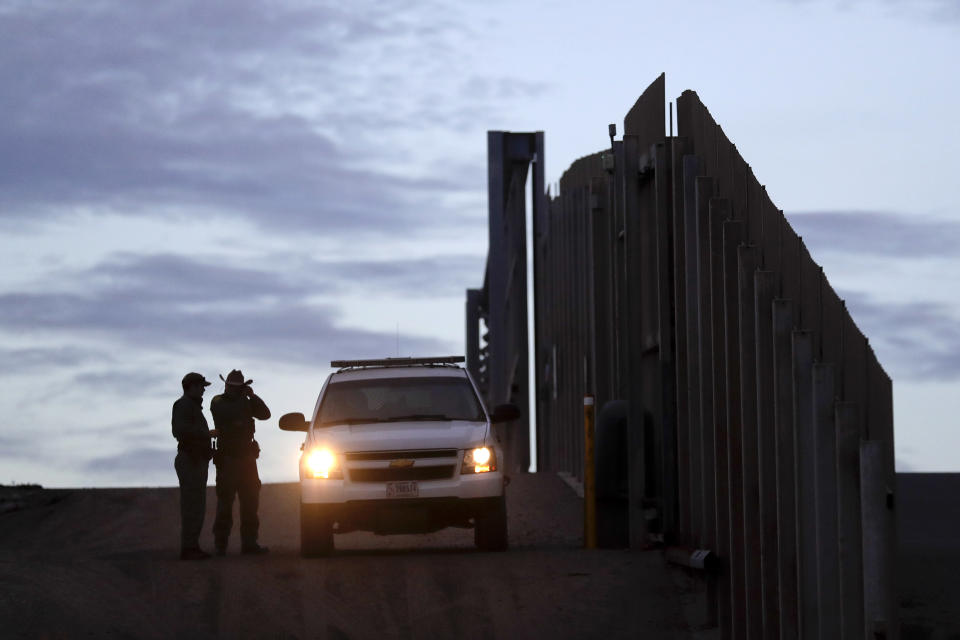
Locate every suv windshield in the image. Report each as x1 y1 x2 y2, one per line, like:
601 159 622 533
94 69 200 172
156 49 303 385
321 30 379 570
316 376 485 426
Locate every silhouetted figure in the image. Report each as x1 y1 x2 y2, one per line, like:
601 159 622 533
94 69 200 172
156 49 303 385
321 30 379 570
211 369 271 555
171 372 218 561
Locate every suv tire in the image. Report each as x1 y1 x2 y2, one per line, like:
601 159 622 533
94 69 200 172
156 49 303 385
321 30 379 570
301 503 334 557
474 495 508 551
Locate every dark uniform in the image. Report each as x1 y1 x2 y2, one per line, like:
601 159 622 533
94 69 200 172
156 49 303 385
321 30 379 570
211 371 270 553
171 375 213 555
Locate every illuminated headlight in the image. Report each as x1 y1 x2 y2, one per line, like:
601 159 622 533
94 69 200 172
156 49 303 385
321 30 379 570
305 448 342 479
461 447 496 474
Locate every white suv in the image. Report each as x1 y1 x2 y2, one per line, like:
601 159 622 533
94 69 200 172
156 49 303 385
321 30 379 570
279 356 519 557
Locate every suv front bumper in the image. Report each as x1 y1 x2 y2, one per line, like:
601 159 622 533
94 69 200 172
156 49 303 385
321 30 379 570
300 469 505 504
303 494 504 535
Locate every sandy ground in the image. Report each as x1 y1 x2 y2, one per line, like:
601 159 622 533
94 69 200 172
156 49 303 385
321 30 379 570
0 473 701 639
4 472 949 638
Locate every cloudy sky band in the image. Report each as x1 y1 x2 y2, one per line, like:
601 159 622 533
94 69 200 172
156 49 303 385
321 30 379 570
1 0 958 483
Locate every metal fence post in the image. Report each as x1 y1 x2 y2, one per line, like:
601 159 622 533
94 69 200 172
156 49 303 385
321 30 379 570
812 363 840 639
696 175 717 559
835 401 864 640
772 299 799 640
861 440 893 639
792 330 818 640
683 154 704 547
754 269 780 637
722 219 747 638
738 244 762 640
709 197 733 640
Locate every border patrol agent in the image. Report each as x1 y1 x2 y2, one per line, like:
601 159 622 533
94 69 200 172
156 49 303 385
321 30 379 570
172 372 218 560
211 369 271 555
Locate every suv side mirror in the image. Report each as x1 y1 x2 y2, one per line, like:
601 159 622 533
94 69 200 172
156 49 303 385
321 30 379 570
490 404 521 423
279 412 309 431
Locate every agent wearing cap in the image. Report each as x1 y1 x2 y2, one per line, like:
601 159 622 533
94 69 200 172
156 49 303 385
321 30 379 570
210 369 271 555
172 372 219 560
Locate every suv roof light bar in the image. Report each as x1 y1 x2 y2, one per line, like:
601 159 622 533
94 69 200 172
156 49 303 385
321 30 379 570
331 356 466 370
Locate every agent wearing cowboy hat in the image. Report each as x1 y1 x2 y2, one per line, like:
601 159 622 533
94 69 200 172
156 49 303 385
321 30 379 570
172 372 219 560
210 369 271 555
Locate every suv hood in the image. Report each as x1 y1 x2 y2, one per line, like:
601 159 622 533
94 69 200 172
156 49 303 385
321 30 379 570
309 420 489 452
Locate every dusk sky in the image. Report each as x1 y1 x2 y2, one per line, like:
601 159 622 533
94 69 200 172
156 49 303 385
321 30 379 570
1 0 958 487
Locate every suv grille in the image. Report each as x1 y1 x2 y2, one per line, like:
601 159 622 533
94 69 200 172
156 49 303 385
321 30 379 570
345 449 457 461
349 466 456 482
343 449 459 483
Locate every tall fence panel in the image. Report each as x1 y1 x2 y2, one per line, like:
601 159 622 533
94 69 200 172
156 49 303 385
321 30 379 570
467 76 898 639
674 88 898 639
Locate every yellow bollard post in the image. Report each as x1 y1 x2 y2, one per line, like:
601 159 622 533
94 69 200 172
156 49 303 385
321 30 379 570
584 394 597 549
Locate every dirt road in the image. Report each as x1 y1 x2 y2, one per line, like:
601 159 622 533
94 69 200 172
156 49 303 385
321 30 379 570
0 473 698 639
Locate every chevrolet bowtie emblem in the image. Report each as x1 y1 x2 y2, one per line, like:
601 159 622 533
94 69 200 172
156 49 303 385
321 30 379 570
389 459 415 468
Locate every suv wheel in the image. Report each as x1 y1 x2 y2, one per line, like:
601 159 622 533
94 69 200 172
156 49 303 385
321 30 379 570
300 503 333 557
474 495 508 551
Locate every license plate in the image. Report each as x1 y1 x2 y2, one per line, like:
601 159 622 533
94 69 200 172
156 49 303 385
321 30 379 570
386 481 419 498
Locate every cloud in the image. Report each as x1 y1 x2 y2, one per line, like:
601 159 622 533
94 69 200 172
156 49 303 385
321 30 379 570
777 0 960 25
787 211 960 259
0 100 465 234
40 249 478 305
0 346 109 374
83 446 172 475
0 1 526 487
82 419 156 437
71 371 169 397
461 75 551 102
842 291 960 381
0 434 33 460
81 252 318 304
785 210 960 381
0 1 541 235
0 252 460 367
883 0 960 23
319 255 484 298
929 1 960 22
0 291 448 366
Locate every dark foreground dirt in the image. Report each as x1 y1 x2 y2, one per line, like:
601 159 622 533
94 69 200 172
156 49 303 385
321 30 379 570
896 473 960 640
6 472 948 638
0 474 699 639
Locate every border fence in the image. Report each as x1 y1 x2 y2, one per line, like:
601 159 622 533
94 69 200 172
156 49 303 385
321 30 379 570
467 75 898 639
465 132 544 474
